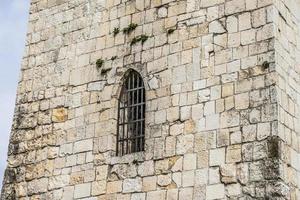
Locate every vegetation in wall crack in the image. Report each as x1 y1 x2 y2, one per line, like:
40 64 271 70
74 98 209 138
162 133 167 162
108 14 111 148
167 28 176 35
262 61 270 70
113 27 120 36
111 56 117 61
123 23 138 34
130 34 149 46
96 59 104 69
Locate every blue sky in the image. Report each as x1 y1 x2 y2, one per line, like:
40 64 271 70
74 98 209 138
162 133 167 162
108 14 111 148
0 0 30 189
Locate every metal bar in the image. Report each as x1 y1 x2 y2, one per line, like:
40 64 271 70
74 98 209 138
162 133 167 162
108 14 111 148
119 102 146 109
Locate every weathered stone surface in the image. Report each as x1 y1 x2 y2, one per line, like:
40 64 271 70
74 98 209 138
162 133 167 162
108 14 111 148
123 178 142 193
206 184 225 200
220 164 237 183
2 0 300 199
52 108 68 122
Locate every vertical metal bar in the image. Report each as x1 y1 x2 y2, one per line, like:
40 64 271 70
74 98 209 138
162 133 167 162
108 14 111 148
137 75 141 152
132 73 136 153
122 95 125 156
127 75 130 154
141 82 145 151
117 99 120 156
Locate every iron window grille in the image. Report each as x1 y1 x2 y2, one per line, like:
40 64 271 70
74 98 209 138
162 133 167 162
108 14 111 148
117 70 146 156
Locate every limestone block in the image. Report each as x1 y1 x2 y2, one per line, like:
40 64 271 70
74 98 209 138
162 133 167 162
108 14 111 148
138 160 155 177
19 113 37 129
252 8 266 28
225 0 246 15
257 123 271 140
241 29 256 45
205 114 220 131
226 145 242 163
176 134 194 154
131 193 146 200
249 162 264 181
226 16 238 33
182 170 194 187
195 168 208 185
206 184 225 200
107 181 122 194
148 76 159 90
180 106 191 121
165 136 176 157
147 190 166 200
170 123 184 136
87 81 105 91
168 2 186 17
74 139 93 153
210 148 225 166
220 164 237 183
142 176 157 192
167 189 178 200
15 182 27 197
123 178 142 193
204 101 215 116
199 89 210 102
235 93 250 109
207 6 219 22
92 181 106 195
239 12 251 31
201 0 225 8
183 154 197 170
62 186 74 200
155 109 167 124
52 108 68 123
48 175 70 190
170 156 183 172
209 167 220 184
179 187 194 200
227 183 242 196
157 174 172 187
172 66 186 84
220 111 240 128
74 183 91 199
172 172 182 188
28 178 48 195
158 7 168 18
222 83 234 97
209 20 226 34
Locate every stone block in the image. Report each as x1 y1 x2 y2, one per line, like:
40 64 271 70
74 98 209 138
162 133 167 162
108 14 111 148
123 178 142 193
52 108 68 122
74 139 93 153
74 183 91 199
210 148 225 166
206 184 225 200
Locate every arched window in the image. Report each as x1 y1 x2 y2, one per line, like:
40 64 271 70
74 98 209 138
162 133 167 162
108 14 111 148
117 70 146 156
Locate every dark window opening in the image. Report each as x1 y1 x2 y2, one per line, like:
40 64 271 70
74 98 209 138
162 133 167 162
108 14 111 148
117 70 145 156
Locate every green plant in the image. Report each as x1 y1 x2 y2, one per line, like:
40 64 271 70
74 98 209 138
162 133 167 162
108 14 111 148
167 28 176 35
123 23 138 34
140 34 149 44
96 59 104 68
113 27 120 36
262 61 270 70
130 34 149 46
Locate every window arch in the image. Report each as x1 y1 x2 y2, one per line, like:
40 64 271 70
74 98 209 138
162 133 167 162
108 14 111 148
117 70 146 156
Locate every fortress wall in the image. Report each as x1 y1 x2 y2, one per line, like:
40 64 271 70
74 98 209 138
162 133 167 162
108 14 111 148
1 0 295 199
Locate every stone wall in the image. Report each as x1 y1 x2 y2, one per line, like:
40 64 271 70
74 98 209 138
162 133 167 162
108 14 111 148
273 0 300 199
1 0 299 199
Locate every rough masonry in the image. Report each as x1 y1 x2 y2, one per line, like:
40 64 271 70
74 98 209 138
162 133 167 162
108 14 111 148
1 0 300 199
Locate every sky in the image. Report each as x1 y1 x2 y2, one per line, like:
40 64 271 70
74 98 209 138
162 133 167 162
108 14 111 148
0 0 30 190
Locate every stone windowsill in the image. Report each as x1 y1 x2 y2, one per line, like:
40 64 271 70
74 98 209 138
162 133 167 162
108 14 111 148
110 152 146 165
